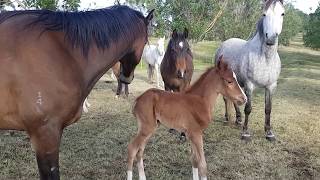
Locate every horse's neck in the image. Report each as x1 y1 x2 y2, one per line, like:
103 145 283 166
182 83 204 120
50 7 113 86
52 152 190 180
187 70 219 110
248 34 278 60
83 42 130 96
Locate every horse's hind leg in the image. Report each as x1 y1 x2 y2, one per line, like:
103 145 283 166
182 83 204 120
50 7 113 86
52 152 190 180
265 85 276 141
29 125 62 180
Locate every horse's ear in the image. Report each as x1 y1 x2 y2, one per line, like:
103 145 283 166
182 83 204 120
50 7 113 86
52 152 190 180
172 29 177 38
184 28 189 39
146 9 155 25
279 0 284 4
217 55 228 72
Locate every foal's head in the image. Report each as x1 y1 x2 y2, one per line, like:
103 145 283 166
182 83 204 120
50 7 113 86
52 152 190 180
169 28 190 79
216 56 247 105
260 0 285 46
119 9 154 84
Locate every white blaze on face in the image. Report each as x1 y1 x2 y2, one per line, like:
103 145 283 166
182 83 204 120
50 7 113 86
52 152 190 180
179 41 184 49
263 1 285 38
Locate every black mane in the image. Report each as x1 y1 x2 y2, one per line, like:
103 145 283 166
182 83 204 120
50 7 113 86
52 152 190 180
0 5 147 56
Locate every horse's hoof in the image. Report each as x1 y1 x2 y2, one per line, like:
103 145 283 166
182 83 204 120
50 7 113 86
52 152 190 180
241 132 251 141
266 132 276 142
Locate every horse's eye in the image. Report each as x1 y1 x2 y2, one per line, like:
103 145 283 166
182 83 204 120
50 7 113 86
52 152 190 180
226 80 232 84
263 13 266 17
281 13 285 16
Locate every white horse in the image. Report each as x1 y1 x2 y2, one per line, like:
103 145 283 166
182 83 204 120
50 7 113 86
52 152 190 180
215 0 285 141
142 37 165 88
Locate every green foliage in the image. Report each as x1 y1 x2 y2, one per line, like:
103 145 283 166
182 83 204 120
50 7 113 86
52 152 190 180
303 4 320 49
211 0 261 41
127 0 306 45
61 0 80 11
279 4 306 46
0 0 80 10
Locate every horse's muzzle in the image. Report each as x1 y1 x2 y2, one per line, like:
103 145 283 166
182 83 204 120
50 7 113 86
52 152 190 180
119 73 134 84
266 35 278 46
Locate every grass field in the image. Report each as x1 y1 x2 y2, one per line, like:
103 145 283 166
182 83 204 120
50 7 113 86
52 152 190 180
0 35 319 180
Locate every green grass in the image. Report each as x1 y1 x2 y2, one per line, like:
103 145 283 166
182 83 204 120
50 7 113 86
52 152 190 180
0 37 319 180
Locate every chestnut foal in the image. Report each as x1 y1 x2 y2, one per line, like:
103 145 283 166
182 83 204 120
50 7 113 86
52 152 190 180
127 56 247 180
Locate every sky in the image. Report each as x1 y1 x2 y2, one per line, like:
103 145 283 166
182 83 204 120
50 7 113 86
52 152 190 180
79 0 320 14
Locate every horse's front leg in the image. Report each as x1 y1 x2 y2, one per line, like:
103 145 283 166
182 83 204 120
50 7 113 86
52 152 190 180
124 84 129 97
29 124 62 180
242 83 254 141
155 63 160 88
265 84 276 141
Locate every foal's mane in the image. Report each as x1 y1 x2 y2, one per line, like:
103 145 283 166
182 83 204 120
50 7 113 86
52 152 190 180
0 5 146 56
186 67 215 93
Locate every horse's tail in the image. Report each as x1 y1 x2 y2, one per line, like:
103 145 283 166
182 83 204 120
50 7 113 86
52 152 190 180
225 97 233 122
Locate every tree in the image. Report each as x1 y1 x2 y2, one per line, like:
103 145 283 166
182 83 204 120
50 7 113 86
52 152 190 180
279 4 306 46
0 0 80 11
304 4 320 49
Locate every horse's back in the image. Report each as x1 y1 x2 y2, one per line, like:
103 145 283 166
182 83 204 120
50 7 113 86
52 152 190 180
215 38 247 65
0 14 84 130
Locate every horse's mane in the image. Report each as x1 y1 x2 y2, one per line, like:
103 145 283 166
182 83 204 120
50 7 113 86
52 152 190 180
248 17 264 40
0 5 146 56
186 67 215 93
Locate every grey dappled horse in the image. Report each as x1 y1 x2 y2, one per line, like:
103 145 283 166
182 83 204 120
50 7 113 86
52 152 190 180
215 0 285 141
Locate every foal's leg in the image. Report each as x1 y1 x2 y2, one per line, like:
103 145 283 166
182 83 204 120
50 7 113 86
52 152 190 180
242 84 254 141
190 142 199 180
265 84 276 141
128 125 156 180
189 133 207 180
29 125 62 180
223 97 231 123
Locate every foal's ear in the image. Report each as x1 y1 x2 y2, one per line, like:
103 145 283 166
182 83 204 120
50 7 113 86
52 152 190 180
217 55 228 72
184 28 189 39
146 9 155 25
172 29 177 38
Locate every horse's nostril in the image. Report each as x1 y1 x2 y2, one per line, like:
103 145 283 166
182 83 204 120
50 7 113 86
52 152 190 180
266 33 268 38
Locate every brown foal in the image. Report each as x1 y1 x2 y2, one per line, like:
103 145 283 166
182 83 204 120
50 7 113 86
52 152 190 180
127 56 247 180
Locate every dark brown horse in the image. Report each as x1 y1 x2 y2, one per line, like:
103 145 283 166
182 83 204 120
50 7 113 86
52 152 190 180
160 28 194 92
112 61 129 97
0 6 153 180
